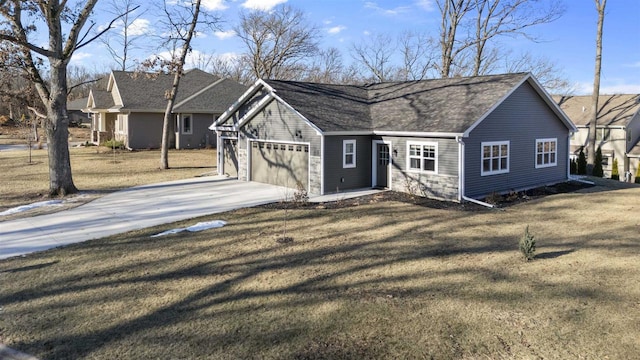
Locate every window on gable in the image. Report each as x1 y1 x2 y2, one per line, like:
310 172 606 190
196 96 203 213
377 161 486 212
481 141 509 176
182 114 193 135
535 138 557 168
343 139 356 168
407 141 437 173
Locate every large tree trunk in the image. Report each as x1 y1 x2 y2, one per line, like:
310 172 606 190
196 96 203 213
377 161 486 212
46 62 77 195
587 0 606 173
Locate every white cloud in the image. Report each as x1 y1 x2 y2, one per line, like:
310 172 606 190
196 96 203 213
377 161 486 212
624 61 640 68
70 52 92 63
241 0 287 11
574 81 640 95
416 0 435 11
364 1 411 16
328 25 346 35
202 0 228 11
363 30 371 36
126 18 151 36
323 19 333 25
214 30 236 40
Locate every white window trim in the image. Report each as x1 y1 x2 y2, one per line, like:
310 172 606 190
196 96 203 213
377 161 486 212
181 114 193 135
481 140 510 176
535 138 557 169
343 139 356 168
406 141 438 174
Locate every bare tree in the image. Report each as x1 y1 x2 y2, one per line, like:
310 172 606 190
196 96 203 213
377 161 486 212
470 0 564 76
350 33 398 82
151 0 216 169
436 0 472 77
588 0 606 172
435 0 564 78
235 5 320 80
0 0 129 195
208 55 254 85
398 31 436 81
304 47 345 83
504 51 571 93
99 0 145 71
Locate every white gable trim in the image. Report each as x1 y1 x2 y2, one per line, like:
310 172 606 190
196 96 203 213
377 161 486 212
210 79 272 130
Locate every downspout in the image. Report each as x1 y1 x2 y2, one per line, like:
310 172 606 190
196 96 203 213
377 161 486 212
456 136 464 202
320 134 325 195
567 131 574 180
457 136 495 208
216 130 222 176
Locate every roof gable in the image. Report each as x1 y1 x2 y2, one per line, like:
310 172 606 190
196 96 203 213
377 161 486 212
554 94 640 127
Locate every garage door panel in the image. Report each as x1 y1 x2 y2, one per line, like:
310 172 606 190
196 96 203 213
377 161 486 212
251 142 308 190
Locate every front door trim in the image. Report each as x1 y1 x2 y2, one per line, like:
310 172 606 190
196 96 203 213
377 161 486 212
372 139 392 189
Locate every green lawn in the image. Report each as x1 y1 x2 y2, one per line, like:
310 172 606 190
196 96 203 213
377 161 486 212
0 183 639 359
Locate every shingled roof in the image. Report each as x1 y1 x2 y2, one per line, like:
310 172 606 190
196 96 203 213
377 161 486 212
111 69 220 111
554 94 640 127
263 73 534 133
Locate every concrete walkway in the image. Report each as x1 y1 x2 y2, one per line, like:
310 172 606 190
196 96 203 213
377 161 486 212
0 177 289 260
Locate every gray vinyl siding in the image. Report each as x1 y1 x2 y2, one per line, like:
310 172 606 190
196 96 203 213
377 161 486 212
323 135 372 193
175 113 217 149
126 112 165 149
238 98 322 194
379 136 460 200
464 82 570 198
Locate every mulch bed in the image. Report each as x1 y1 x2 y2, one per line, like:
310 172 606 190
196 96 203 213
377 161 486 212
258 180 595 211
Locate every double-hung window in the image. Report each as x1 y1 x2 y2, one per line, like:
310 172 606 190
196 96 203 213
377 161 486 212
535 138 557 168
407 141 437 173
481 141 509 175
343 139 356 168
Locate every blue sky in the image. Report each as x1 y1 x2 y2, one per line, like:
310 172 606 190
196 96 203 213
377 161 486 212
72 0 640 94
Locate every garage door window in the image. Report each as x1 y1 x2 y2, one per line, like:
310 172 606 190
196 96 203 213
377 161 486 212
343 140 356 168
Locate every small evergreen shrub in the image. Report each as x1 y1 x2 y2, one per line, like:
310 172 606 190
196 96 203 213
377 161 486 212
570 158 577 174
635 166 640 184
611 158 620 180
577 150 587 175
519 226 536 261
592 147 604 177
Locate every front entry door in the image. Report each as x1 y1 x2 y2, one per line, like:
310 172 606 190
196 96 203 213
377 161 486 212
376 143 390 188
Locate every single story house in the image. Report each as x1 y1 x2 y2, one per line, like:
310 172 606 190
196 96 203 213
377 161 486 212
210 73 577 202
554 94 640 181
86 69 246 149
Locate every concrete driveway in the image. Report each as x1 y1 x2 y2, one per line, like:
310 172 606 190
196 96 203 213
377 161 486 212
0 177 289 260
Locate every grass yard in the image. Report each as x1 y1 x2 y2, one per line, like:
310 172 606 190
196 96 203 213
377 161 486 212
0 146 216 213
0 184 638 359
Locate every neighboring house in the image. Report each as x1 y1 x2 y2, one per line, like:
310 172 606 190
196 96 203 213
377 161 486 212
211 73 576 201
555 94 640 181
66 97 90 127
86 69 246 149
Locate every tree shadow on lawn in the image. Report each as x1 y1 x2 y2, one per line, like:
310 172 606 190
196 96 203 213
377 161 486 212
1 197 638 359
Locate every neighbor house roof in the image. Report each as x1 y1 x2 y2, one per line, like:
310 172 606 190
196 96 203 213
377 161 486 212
88 90 116 110
67 97 89 111
217 72 573 135
554 94 640 127
174 78 248 114
109 69 220 111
